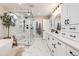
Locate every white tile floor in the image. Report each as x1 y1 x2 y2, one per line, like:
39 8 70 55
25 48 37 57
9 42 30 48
22 35 51 56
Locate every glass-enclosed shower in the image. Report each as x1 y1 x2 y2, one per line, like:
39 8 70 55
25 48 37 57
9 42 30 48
9 12 34 46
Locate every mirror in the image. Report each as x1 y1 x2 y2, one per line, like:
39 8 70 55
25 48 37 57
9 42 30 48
50 4 61 33
50 13 61 33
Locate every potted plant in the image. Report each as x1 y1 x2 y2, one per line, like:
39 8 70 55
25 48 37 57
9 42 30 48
0 12 15 38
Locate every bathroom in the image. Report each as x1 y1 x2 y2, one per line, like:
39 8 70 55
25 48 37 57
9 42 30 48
0 2 79 57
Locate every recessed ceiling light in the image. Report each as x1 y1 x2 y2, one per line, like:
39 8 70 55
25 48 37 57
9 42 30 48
18 3 22 5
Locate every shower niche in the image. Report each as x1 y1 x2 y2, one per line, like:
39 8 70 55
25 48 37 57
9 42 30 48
9 12 33 46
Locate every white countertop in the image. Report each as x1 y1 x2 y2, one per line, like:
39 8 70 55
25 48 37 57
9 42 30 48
44 31 79 51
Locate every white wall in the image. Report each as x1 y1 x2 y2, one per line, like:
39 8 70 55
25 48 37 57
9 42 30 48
43 19 50 31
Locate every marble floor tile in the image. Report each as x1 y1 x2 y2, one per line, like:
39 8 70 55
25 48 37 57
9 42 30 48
22 35 51 56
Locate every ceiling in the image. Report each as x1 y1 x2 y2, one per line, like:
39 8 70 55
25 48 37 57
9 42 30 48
0 3 59 17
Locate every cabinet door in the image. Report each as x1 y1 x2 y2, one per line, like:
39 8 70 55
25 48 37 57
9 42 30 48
47 35 53 49
61 24 79 32
61 3 71 25
61 3 67 25
67 32 79 42
69 3 79 24
54 39 67 56
50 36 56 51
61 32 79 42
61 3 68 25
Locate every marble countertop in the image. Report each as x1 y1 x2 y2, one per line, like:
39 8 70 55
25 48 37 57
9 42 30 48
44 31 79 51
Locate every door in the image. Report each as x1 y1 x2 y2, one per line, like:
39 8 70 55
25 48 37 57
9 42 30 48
61 3 68 25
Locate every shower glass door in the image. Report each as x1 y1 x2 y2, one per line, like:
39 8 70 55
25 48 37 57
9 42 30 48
9 12 33 46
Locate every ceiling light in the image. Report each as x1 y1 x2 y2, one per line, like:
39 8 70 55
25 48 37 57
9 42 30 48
18 2 22 5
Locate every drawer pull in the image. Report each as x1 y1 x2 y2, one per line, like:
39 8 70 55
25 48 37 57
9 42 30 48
62 33 66 35
48 38 50 40
70 28 76 30
52 43 55 46
70 35 76 38
52 44 56 48
65 19 69 25
52 38 54 40
69 51 76 56
57 42 61 45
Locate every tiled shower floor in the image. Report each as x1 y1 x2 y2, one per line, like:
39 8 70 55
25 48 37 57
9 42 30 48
22 35 51 56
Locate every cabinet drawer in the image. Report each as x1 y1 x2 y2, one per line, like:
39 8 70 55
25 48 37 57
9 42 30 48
67 46 79 56
61 25 79 32
68 33 79 42
61 32 68 38
61 32 79 42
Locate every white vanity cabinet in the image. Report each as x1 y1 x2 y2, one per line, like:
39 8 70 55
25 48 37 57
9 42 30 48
61 3 79 42
46 32 67 56
61 3 79 25
61 3 79 27
45 31 79 56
